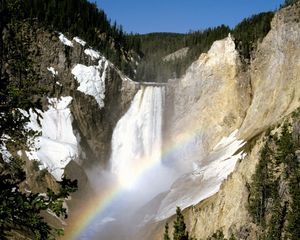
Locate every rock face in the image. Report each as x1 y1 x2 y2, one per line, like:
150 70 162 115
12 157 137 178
3 3 300 240
1 21 138 194
15 24 137 170
239 3 300 139
165 34 250 171
143 3 300 240
163 47 189 62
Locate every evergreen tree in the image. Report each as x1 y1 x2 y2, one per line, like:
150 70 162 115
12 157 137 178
247 121 300 239
248 142 273 227
229 234 236 240
0 2 78 238
164 222 171 240
281 0 300 7
173 207 189 240
276 124 300 239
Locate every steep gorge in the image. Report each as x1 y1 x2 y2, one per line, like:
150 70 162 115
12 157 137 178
139 2 300 239
1 1 300 240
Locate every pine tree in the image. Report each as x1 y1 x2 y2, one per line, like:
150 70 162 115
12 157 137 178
164 223 171 240
277 124 300 239
248 142 273 227
173 207 189 240
0 4 78 238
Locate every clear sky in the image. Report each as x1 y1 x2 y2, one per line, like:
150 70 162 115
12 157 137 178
92 0 285 34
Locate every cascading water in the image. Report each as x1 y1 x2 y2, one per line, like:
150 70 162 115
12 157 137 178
110 85 164 190
88 85 174 240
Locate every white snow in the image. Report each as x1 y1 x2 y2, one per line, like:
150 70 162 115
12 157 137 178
73 37 86 46
213 129 239 150
24 97 78 180
0 142 12 163
71 57 108 108
56 81 62 86
58 33 73 47
47 67 58 76
84 49 101 60
155 130 246 220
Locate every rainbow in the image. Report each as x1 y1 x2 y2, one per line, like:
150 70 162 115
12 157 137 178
62 127 202 240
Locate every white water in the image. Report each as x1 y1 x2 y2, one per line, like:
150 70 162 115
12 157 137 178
82 85 171 240
110 85 165 190
78 84 247 240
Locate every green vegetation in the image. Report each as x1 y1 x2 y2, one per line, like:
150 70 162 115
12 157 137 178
164 117 300 240
0 2 78 238
164 223 171 240
1 0 141 77
0 166 77 239
1 0 276 83
281 0 300 8
248 121 300 239
163 208 237 240
132 11 273 82
207 230 226 240
173 207 189 240
133 26 230 82
232 12 274 60
164 207 196 240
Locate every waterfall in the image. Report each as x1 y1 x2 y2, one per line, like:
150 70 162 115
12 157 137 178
76 85 168 240
110 85 165 190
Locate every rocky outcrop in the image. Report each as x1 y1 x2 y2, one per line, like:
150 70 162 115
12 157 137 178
239 3 300 140
140 3 300 240
163 47 189 62
165 34 250 171
3 3 300 239
21 25 138 169
1 19 138 209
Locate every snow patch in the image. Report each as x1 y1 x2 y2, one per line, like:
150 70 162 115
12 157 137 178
59 33 73 47
24 97 78 180
71 57 108 108
84 49 101 60
0 142 12 163
47 67 58 76
155 130 246 220
56 81 62 86
73 37 86 46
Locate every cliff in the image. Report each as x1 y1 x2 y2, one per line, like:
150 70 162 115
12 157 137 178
1 19 138 229
139 2 300 239
2 1 300 240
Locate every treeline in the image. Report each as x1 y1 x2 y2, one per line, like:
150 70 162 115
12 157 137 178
1 0 277 82
163 207 236 240
232 12 274 60
162 112 300 239
132 25 230 82
130 33 186 82
132 11 274 82
248 117 300 239
281 0 300 8
163 207 197 240
1 0 141 77
0 2 79 238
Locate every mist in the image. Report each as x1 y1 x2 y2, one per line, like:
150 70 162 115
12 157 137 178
78 85 179 240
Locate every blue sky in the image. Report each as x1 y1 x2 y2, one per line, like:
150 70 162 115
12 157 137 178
93 0 284 34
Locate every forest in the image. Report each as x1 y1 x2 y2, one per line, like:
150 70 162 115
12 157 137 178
1 0 141 77
1 0 300 238
132 12 274 82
